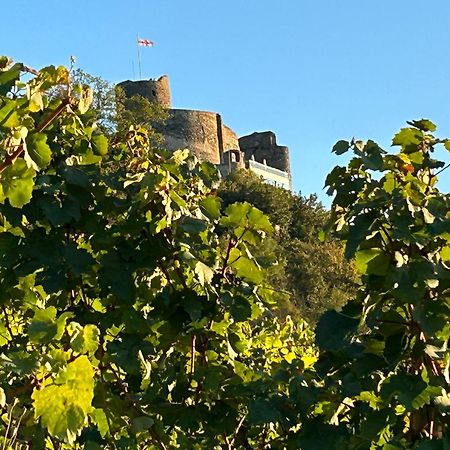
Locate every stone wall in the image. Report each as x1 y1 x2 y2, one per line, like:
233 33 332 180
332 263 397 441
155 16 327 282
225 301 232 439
222 124 240 151
238 131 291 175
156 109 238 164
117 76 171 108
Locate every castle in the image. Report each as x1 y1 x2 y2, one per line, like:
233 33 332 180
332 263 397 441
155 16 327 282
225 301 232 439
117 76 292 190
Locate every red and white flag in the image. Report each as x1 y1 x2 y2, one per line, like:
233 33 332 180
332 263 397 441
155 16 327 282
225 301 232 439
137 38 154 47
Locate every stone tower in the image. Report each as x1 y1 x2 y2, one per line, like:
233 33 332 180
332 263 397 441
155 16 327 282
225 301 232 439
239 131 291 174
117 75 171 108
116 76 239 165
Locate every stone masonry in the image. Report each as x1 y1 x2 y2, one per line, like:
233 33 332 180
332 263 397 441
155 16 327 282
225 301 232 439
117 76 292 189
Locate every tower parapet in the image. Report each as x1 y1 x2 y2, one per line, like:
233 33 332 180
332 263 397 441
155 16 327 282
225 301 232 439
117 75 171 108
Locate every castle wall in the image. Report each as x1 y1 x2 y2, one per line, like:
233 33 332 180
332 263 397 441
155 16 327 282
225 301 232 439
239 131 291 174
218 149 246 177
157 109 240 164
222 125 240 151
117 76 171 108
116 77 292 188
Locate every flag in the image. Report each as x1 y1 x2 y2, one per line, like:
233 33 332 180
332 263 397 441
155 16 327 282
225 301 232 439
138 38 154 47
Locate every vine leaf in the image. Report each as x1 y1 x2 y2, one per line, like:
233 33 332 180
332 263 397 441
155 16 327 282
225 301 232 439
32 356 95 443
392 128 422 151
0 159 35 207
195 261 214 286
69 323 100 355
90 408 109 438
78 85 93 114
91 133 108 156
25 132 52 170
332 140 350 155
354 248 390 276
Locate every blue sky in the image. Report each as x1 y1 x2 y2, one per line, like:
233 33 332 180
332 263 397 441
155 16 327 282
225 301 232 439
4 1 450 204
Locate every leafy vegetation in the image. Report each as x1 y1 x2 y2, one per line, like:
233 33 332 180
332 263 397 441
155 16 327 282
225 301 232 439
1 55 449 449
312 121 450 447
219 171 358 321
71 68 168 143
0 57 314 449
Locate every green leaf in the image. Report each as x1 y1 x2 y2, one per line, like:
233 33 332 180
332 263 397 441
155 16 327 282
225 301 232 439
29 91 44 112
409 151 424 165
355 248 390 276
247 206 273 233
200 196 221 220
229 247 263 284
179 217 207 234
230 295 252 322
315 309 359 351
444 140 450 153
99 251 134 301
0 158 35 207
221 202 252 228
332 140 350 155
361 140 385 171
0 387 5 407
90 408 109 438
78 85 93 114
221 202 272 233
0 63 21 95
0 351 39 375
0 321 12 347
380 373 439 411
392 128 423 152
29 308 72 344
26 132 52 170
359 409 390 441
131 416 154 433
194 261 214 286
69 323 100 355
91 134 108 156
324 165 346 189
407 119 436 132
32 356 94 443
28 306 58 344
0 101 19 129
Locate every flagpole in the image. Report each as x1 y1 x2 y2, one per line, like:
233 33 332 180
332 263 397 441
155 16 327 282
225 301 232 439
136 34 142 80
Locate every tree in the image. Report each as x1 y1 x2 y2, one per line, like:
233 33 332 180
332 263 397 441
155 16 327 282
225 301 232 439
71 68 168 144
306 121 450 448
0 57 314 449
219 170 358 321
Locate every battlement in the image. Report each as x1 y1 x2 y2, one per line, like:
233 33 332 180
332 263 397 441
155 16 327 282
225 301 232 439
117 75 171 108
238 131 291 181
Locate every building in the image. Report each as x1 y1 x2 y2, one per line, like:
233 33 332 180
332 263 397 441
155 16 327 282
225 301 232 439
117 76 292 189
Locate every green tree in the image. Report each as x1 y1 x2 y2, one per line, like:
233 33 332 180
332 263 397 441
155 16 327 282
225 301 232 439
304 121 450 448
71 68 168 144
219 170 357 321
0 57 314 449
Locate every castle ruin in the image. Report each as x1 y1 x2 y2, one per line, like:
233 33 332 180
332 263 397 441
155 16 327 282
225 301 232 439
117 76 292 190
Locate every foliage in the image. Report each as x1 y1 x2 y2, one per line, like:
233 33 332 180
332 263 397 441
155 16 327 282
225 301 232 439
310 121 450 448
0 57 315 449
71 68 168 143
70 68 117 135
219 170 358 321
